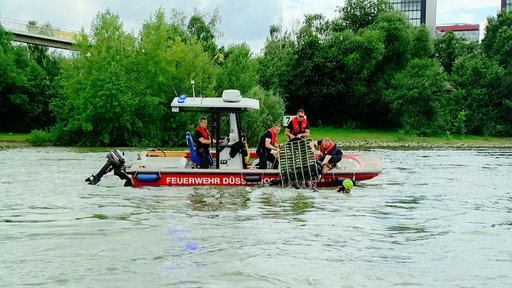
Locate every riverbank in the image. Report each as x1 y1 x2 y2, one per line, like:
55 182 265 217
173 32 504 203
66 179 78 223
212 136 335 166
0 133 30 149
338 139 512 149
1 131 511 149
296 128 512 149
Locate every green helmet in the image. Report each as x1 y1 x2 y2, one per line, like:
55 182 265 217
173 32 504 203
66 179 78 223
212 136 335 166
342 179 353 190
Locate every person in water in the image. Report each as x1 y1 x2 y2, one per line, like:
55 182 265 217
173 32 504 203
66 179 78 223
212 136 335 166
285 109 310 141
256 124 281 169
336 178 354 193
310 137 343 174
194 116 214 168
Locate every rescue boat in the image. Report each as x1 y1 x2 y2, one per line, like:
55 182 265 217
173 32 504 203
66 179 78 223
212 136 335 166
86 89 382 189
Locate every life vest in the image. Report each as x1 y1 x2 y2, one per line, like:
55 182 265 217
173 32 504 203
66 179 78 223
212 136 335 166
195 126 209 140
291 117 308 133
320 140 335 155
267 128 277 144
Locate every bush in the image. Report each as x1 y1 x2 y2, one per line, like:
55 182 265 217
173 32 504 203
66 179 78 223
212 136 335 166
242 86 285 146
27 129 56 146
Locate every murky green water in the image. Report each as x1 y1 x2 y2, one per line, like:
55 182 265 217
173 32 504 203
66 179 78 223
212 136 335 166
1 147 511 287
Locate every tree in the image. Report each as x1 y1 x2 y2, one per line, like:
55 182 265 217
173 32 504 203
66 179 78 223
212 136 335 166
290 27 386 127
259 3 414 129
434 31 472 74
242 86 285 146
371 11 413 71
286 22 324 123
296 14 330 44
45 8 226 147
0 25 48 132
358 10 414 128
451 54 512 136
257 23 296 99
334 0 392 32
52 9 140 146
411 25 434 60
482 9 512 69
216 43 258 95
164 37 219 146
24 22 63 130
187 7 222 57
385 58 448 136
481 9 512 135
133 8 190 147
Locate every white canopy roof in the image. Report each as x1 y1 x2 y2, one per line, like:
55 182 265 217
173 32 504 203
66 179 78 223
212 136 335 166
171 95 260 111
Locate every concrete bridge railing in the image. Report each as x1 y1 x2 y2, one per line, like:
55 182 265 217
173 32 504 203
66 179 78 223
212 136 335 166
1 17 81 48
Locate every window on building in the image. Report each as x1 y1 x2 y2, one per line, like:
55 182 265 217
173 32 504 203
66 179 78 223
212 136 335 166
388 0 425 27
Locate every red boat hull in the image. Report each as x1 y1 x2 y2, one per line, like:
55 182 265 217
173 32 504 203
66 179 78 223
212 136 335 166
130 171 380 188
127 150 382 188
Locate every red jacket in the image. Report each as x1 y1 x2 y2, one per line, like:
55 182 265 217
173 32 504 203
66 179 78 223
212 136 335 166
290 117 308 134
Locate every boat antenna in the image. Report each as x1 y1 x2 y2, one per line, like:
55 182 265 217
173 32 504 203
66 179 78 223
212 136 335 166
191 80 196 99
170 80 179 98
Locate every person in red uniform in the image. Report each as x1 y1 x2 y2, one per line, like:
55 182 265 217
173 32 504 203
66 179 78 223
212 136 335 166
256 124 281 169
194 116 214 168
285 109 310 141
310 137 343 174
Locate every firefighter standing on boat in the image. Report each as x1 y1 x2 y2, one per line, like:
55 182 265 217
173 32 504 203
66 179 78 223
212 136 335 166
256 124 281 169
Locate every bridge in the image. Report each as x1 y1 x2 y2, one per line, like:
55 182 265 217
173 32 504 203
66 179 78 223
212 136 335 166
0 17 80 50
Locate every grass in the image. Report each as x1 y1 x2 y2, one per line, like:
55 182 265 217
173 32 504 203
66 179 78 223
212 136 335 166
0 133 29 141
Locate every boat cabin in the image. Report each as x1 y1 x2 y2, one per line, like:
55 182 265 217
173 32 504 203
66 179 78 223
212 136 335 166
170 89 259 170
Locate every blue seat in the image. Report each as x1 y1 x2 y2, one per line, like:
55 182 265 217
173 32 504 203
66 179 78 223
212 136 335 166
186 132 212 166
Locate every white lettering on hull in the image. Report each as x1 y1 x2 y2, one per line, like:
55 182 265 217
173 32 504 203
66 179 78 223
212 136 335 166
163 175 279 186
165 176 249 185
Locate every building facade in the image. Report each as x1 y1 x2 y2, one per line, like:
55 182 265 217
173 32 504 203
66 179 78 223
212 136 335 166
387 0 437 35
436 24 480 43
502 0 512 10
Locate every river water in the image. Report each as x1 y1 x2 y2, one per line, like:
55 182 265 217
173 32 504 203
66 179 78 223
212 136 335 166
1 147 511 287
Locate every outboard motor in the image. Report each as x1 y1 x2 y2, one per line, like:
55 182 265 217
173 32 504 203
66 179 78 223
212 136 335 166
85 149 133 186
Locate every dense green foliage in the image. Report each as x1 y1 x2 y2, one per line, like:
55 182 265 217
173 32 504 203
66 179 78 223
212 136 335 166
32 9 274 147
385 58 448 135
242 86 286 145
257 1 512 136
0 23 61 132
0 1 511 147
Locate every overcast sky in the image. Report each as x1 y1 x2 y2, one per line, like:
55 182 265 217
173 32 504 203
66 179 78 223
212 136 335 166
0 0 502 52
